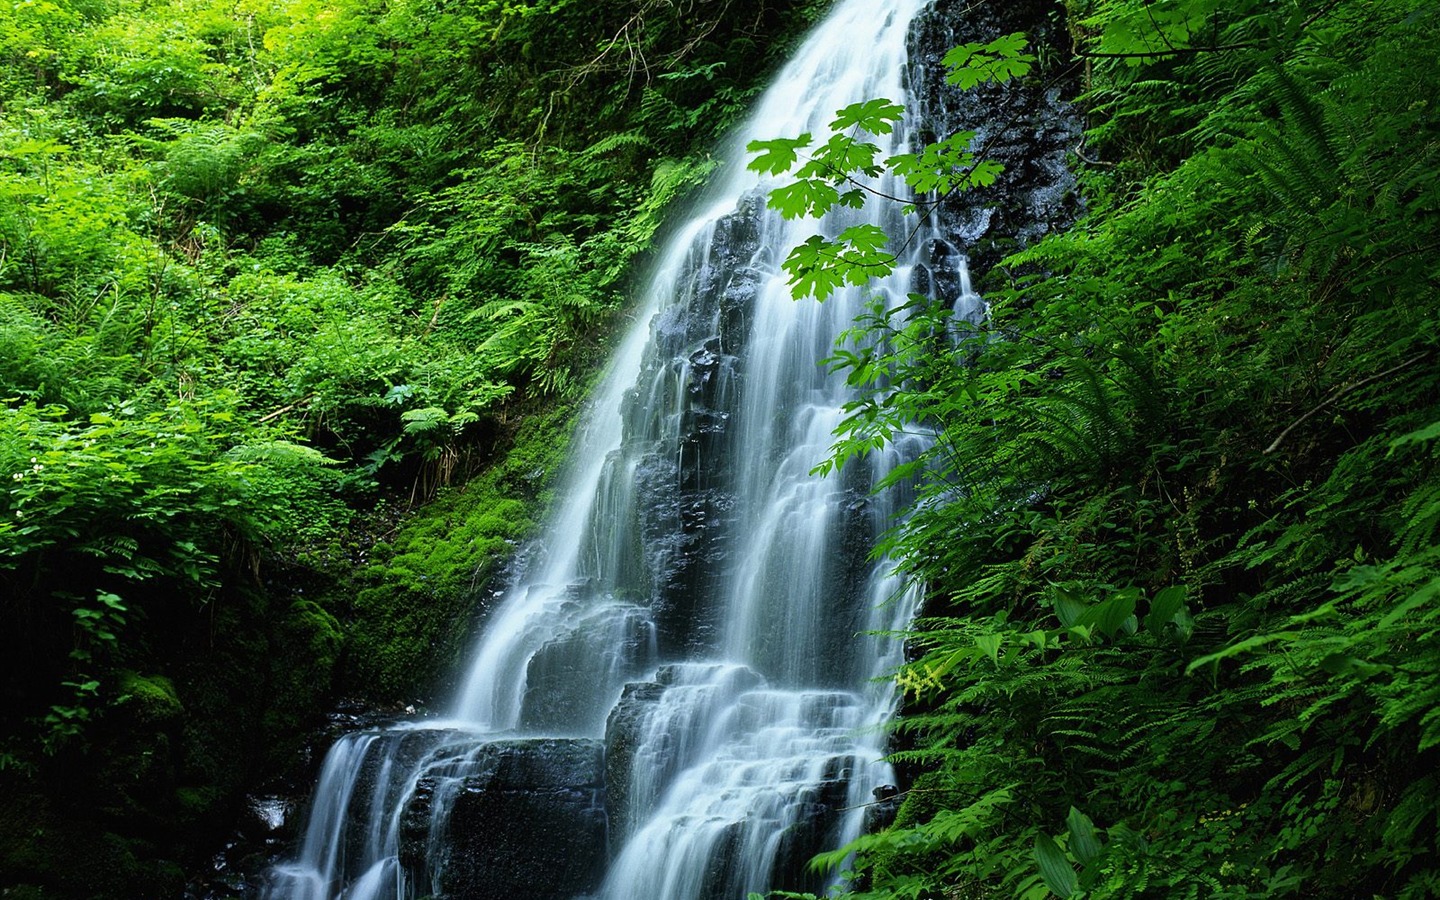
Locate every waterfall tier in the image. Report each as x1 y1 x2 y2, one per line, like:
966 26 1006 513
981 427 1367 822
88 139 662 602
261 0 1079 895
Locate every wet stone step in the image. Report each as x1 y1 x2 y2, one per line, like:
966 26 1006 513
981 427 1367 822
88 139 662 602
400 738 607 900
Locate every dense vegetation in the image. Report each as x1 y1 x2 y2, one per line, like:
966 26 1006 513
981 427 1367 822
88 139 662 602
757 0 1440 897
4 0 1437 895
0 0 825 893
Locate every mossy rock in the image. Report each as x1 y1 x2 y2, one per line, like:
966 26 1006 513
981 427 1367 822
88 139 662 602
262 597 345 756
345 582 472 701
116 671 184 726
175 784 223 817
286 599 344 659
340 494 538 700
338 401 581 701
0 788 183 899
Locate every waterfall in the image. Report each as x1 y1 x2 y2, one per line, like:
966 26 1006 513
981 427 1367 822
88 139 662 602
265 1 976 896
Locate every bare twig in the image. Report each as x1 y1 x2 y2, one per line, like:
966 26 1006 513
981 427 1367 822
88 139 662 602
421 295 447 339
1073 143 1114 168
257 395 315 425
1263 353 1429 454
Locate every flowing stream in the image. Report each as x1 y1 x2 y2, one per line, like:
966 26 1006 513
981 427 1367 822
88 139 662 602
264 1 980 896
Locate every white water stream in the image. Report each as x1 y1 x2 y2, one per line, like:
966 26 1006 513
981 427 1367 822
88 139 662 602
264 1 979 896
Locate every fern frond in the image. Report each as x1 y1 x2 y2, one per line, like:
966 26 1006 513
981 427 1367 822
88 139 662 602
582 130 653 158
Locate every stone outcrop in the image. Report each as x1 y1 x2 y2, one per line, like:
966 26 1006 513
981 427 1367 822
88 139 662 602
908 0 1083 285
400 738 607 900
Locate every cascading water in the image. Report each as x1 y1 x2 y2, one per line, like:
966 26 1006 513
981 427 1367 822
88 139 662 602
265 1 986 897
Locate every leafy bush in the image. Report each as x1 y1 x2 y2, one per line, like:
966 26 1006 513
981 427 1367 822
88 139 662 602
754 2 1440 897
0 0 835 891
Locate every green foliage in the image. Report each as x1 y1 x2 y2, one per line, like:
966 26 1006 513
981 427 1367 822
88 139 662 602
343 397 577 699
756 2 1440 898
0 396 348 759
943 33 1036 89
748 34 1034 299
0 0 823 891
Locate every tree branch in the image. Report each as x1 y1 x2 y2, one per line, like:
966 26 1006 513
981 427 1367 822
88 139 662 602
1264 353 1429 454
257 395 315 425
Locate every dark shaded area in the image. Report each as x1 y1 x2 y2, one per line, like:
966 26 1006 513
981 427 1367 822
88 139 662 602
400 739 607 900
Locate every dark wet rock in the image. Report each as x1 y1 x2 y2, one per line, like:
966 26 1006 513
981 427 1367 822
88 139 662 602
769 774 853 892
615 198 773 658
602 679 668 852
908 0 1083 287
700 822 744 900
400 738 607 899
603 665 769 849
519 601 654 733
866 783 902 832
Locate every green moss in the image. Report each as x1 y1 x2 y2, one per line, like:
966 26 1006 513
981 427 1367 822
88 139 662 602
339 397 580 701
116 671 183 726
175 784 221 816
252 597 345 768
288 599 344 653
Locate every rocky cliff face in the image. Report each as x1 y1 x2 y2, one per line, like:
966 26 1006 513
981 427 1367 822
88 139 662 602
622 197 762 659
401 739 608 899
908 0 1082 286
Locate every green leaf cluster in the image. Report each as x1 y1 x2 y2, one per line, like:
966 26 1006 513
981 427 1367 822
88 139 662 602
747 33 1033 298
0 0 832 891
758 2 1440 898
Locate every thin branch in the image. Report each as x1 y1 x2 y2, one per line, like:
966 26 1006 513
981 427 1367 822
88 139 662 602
1073 143 1115 168
1368 239 1440 274
834 790 907 814
783 145 916 208
1300 0 1347 31
420 295 447 339
257 395 315 425
1144 3 1184 55
535 0 735 149
1263 353 1429 454
786 55 1088 246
